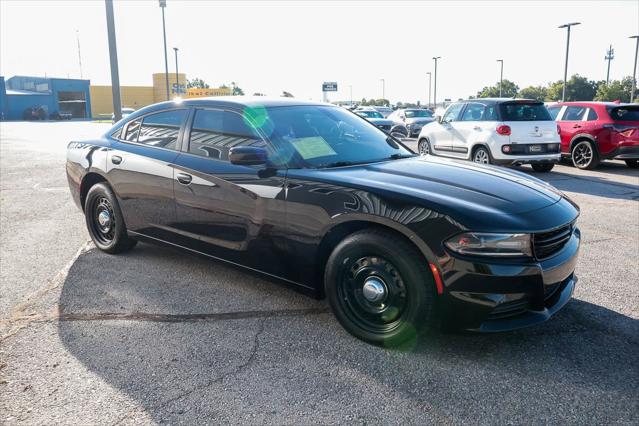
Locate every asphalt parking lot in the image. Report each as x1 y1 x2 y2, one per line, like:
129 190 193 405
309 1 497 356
1 121 638 424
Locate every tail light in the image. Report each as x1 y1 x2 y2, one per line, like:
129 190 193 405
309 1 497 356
557 124 561 135
496 125 511 136
603 124 637 138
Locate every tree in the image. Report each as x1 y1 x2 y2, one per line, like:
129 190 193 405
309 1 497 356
546 74 599 102
477 79 519 98
281 91 294 97
594 77 634 103
518 85 547 101
187 77 209 89
230 82 245 96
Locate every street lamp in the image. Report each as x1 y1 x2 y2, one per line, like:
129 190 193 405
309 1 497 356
379 78 385 102
159 0 170 101
426 72 432 108
432 56 441 107
496 59 504 97
558 22 581 102
173 47 180 98
630 35 639 103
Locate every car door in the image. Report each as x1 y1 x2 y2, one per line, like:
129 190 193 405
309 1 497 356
557 105 587 152
107 108 188 238
454 102 487 157
429 102 464 154
171 107 292 279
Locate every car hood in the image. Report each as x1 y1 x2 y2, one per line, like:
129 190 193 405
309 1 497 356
405 117 434 125
367 118 394 126
289 156 577 232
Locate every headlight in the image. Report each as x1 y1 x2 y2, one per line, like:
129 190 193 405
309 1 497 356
445 232 532 257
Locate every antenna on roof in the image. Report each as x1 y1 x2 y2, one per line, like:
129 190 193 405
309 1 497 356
76 30 83 79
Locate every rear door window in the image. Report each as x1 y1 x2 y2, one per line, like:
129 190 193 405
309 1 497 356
137 109 188 150
547 106 562 120
562 106 587 121
499 102 552 121
586 108 599 121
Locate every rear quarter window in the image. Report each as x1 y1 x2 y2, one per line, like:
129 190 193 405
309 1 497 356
499 103 552 121
607 106 639 121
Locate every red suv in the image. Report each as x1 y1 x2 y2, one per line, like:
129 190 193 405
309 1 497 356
548 102 639 169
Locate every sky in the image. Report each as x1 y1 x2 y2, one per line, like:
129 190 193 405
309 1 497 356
1 0 638 104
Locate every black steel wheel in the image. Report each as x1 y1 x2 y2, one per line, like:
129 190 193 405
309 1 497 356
418 138 431 156
85 182 136 253
325 229 436 346
571 140 599 170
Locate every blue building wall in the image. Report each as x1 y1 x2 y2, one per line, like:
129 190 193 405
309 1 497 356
1 75 91 120
0 77 7 120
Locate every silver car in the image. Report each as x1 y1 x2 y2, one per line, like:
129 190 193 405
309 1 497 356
387 108 435 138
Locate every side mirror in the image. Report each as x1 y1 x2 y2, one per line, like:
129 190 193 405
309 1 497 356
435 115 443 123
229 146 268 166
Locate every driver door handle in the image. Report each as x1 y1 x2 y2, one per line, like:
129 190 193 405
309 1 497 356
176 173 192 185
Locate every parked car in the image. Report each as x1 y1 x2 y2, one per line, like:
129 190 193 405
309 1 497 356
388 108 435 138
372 105 393 117
547 102 639 169
67 97 580 346
417 99 561 172
23 106 47 120
355 109 394 132
111 107 136 124
49 111 72 120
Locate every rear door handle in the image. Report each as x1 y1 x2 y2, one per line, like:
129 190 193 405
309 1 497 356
176 172 192 185
572 124 581 128
111 155 123 165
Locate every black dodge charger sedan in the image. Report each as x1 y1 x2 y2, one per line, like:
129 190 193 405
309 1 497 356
66 97 580 346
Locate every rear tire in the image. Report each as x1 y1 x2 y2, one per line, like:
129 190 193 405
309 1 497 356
418 138 431 156
531 163 555 172
625 159 639 168
571 140 599 170
472 146 491 164
85 182 137 254
324 229 436 347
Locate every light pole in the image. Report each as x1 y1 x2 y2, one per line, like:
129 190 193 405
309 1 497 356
630 35 639 103
349 85 353 106
173 47 180 98
432 56 441 108
427 72 432 108
379 78 385 103
496 59 504 97
558 22 581 102
159 0 170 100
104 0 121 121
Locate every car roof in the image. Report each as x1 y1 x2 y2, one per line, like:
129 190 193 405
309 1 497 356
454 98 540 105
555 101 631 107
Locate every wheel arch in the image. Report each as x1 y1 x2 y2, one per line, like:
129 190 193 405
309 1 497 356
569 134 599 155
470 143 493 161
80 172 110 211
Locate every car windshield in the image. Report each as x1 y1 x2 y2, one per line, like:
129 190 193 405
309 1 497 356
607 105 639 122
249 105 413 168
404 110 433 118
499 102 552 121
358 110 384 118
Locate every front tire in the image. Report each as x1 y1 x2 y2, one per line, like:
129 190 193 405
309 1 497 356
324 229 436 347
571 140 599 170
472 146 491 164
85 182 137 254
531 163 555 172
418 138 431 156
625 159 639 168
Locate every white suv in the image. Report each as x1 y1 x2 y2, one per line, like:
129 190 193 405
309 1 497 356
416 99 561 172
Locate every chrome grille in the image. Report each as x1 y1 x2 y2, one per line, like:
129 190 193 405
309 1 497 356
533 223 573 260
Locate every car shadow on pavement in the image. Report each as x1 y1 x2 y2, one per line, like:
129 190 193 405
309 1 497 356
57 243 639 424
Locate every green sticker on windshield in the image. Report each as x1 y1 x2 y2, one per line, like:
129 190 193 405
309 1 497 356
290 137 337 159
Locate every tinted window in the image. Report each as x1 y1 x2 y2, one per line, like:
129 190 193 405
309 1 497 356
111 127 122 139
188 109 265 161
499 102 552 121
124 119 141 142
358 110 383 118
460 103 485 121
607 106 639 121
442 103 463 122
586 108 599 121
137 110 187 149
562 106 587 121
547 106 561 120
405 109 433 118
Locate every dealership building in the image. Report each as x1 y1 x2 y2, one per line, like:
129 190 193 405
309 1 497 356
0 73 231 120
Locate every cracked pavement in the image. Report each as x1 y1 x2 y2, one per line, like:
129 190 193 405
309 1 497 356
1 122 638 424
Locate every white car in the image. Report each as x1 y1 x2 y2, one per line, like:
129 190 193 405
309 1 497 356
417 99 561 172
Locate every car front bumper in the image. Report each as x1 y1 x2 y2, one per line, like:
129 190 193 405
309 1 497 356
437 227 580 332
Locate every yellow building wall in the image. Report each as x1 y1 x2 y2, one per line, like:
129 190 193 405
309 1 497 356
186 87 232 98
90 85 155 118
152 73 186 102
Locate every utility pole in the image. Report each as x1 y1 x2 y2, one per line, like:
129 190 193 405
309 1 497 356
76 30 83 79
558 22 581 102
496 59 504 97
379 78 385 103
349 85 353 106
159 0 170 100
631 35 639 103
432 56 441 107
173 47 180 98
604 45 614 85
427 72 432 108
105 0 122 121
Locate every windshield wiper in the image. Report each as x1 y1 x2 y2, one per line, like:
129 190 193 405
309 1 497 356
318 160 370 168
388 153 416 160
